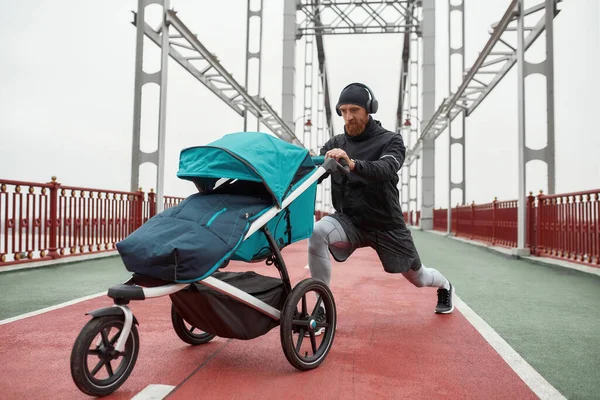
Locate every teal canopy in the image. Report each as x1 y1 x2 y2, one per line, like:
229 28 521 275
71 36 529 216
177 132 315 207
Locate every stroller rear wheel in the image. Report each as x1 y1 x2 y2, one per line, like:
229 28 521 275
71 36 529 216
280 278 336 371
171 304 216 345
70 315 139 397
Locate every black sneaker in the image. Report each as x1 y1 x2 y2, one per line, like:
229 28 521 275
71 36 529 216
435 283 454 314
305 306 326 337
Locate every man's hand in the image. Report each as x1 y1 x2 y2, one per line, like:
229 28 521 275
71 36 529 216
325 148 356 171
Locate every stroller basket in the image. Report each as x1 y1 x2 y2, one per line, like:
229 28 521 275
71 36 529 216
170 271 285 340
132 270 286 340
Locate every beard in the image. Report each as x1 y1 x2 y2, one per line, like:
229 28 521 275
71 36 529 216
345 116 369 136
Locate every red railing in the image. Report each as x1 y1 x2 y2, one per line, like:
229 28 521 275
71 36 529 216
4 176 597 268
433 190 600 266
403 211 421 226
0 177 185 266
532 190 599 265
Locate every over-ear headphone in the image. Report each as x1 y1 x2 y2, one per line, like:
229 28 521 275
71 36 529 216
335 82 379 116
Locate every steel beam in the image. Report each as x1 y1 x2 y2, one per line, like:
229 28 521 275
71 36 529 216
447 0 466 234
156 0 170 213
312 1 334 139
244 0 264 132
297 1 420 36
282 0 297 133
130 0 150 193
303 34 314 149
130 0 170 208
419 0 435 230
515 0 528 254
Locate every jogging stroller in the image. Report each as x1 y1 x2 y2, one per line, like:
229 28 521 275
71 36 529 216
69 131 349 397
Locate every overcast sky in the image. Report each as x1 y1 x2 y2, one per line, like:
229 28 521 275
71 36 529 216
1 0 598 209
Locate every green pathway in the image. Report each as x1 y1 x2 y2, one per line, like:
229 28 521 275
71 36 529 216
1 232 599 398
411 229 600 400
0 256 130 320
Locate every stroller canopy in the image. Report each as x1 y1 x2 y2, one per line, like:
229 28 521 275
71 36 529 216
177 132 314 207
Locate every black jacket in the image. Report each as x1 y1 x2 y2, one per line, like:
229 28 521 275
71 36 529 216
320 116 406 231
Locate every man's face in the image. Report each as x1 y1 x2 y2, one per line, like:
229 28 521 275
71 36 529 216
339 104 369 136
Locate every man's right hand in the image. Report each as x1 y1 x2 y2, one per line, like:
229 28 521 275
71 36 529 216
326 148 355 171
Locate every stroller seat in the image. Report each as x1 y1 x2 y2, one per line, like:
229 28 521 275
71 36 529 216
116 188 274 283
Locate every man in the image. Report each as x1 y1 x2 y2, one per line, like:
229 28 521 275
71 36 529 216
309 82 455 320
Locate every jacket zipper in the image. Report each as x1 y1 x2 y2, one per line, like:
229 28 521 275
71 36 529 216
206 207 227 227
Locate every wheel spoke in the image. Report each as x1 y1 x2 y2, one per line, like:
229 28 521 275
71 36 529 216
295 329 305 352
87 348 102 356
311 296 323 316
190 326 196 333
301 294 307 316
100 329 110 347
105 360 114 377
90 359 104 376
292 319 309 326
315 322 330 328
309 331 318 355
109 330 120 345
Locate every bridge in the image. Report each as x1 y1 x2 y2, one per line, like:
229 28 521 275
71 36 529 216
0 0 599 399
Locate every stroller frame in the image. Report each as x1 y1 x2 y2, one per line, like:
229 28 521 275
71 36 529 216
107 157 346 353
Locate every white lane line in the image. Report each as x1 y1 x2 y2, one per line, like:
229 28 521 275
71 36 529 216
455 295 566 400
0 291 106 326
131 384 175 400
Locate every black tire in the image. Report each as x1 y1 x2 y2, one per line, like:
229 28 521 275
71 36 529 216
70 315 139 397
171 304 216 345
280 278 336 371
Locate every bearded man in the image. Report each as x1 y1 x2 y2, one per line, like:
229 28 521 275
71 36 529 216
308 83 454 333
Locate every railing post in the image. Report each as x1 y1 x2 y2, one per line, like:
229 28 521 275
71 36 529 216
48 176 60 259
135 187 144 229
470 201 475 240
492 197 497 245
535 190 544 256
455 203 459 236
148 188 156 219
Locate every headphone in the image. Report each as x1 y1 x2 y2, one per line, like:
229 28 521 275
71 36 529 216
335 82 379 116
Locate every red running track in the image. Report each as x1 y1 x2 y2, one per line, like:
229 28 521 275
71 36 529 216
0 242 536 399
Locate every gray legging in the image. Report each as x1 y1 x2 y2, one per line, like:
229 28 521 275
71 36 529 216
308 216 449 289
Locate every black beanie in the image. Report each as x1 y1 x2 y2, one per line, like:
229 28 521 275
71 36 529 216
336 84 371 113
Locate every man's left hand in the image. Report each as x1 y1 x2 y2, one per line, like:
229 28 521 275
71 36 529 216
325 148 356 171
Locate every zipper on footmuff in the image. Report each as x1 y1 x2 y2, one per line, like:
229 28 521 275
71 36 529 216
206 207 227 227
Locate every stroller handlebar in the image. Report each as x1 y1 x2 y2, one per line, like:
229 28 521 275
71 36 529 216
312 156 350 175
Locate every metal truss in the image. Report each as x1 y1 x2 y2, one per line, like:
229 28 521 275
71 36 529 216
133 9 302 147
406 0 561 165
297 1 420 36
405 0 561 249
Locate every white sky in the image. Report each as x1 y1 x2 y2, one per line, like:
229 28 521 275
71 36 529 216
0 0 598 209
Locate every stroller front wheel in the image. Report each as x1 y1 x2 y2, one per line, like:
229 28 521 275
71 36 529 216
70 314 139 397
280 278 336 371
